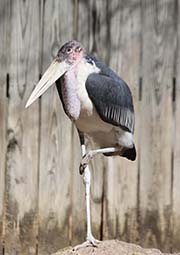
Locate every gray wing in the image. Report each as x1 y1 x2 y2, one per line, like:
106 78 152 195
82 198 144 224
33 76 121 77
85 73 135 133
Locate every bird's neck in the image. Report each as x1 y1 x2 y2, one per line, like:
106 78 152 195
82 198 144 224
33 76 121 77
60 68 80 121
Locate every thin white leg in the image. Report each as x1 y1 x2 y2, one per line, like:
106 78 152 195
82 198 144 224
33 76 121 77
81 144 93 239
73 143 99 250
83 165 92 239
81 146 120 238
87 147 120 156
82 144 100 244
81 144 86 157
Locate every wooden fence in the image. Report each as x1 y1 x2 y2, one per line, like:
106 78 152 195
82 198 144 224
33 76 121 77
0 0 180 254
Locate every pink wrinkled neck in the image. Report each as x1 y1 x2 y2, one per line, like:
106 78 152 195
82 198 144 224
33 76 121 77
61 69 80 121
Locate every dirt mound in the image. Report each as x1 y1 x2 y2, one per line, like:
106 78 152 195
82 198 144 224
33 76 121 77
52 240 180 255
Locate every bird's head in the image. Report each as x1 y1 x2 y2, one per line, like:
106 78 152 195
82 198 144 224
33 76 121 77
25 40 85 108
57 40 85 64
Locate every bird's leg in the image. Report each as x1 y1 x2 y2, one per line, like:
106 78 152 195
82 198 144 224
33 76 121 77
83 164 100 245
79 147 120 174
73 132 100 251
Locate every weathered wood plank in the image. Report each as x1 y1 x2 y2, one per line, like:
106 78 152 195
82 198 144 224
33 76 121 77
68 125 84 247
38 1 74 254
103 0 141 243
0 0 9 252
172 0 180 251
139 0 175 251
4 0 40 254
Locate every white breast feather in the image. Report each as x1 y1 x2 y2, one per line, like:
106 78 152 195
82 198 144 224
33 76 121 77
76 59 100 115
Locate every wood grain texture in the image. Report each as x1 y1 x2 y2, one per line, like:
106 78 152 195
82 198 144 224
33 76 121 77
172 0 180 251
38 1 74 254
139 0 175 251
69 126 85 246
103 0 141 243
4 0 40 254
0 0 9 251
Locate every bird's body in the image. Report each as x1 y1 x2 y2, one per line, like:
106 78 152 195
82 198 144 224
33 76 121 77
26 40 136 249
56 54 135 158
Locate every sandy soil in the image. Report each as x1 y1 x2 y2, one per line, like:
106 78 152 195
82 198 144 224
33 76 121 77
52 240 180 255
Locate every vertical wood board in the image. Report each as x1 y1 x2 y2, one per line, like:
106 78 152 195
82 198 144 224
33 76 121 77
172 0 180 251
104 0 141 243
5 0 40 254
38 1 74 254
0 0 9 251
139 0 175 251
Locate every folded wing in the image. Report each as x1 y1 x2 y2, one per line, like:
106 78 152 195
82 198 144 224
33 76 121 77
85 73 135 133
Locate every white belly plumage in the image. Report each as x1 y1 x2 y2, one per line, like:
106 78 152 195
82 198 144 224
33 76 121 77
74 60 133 149
75 106 133 148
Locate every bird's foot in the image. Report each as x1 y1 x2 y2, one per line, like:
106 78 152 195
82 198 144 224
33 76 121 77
72 235 100 251
79 151 95 174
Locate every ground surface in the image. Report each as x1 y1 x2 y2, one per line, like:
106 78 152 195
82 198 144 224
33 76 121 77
52 240 180 255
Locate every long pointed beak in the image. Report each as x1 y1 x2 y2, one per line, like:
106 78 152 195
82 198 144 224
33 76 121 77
25 59 70 108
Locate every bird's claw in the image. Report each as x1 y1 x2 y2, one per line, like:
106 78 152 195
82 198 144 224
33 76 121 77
72 236 100 251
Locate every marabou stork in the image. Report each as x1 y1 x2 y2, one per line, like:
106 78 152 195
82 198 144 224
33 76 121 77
26 40 136 249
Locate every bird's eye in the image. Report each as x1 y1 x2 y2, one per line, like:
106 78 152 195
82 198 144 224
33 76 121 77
66 48 72 53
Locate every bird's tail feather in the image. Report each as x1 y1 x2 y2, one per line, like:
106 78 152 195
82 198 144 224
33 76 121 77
121 145 136 161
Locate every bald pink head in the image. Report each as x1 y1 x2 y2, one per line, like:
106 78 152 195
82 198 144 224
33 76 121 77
57 40 85 64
